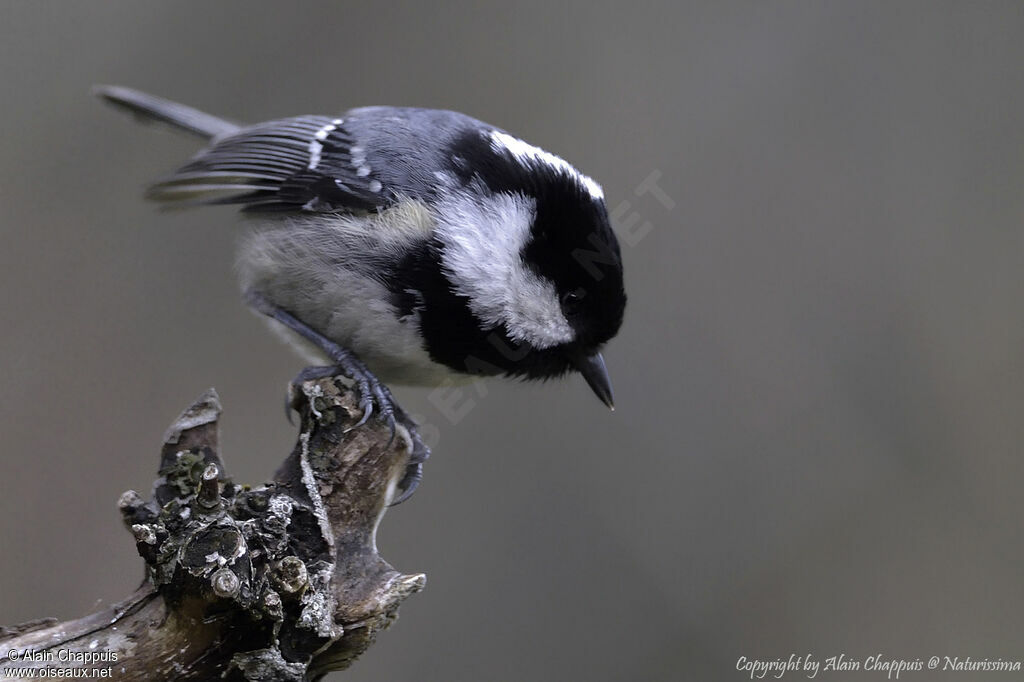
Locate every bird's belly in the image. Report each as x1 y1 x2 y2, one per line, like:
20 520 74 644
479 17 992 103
238 219 466 387
257 287 463 388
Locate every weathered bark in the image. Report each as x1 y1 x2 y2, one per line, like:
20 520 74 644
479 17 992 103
0 378 425 680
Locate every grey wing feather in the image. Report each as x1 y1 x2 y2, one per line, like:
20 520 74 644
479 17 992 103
146 116 391 212
96 87 492 214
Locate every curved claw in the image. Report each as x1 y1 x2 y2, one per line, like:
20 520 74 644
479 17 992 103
391 462 423 506
390 432 430 506
346 394 374 431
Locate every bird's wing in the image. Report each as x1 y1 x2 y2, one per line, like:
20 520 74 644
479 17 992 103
146 115 394 213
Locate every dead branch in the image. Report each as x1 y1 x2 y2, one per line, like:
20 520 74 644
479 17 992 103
0 378 424 681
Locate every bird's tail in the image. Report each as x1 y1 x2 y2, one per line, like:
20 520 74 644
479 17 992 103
92 85 240 140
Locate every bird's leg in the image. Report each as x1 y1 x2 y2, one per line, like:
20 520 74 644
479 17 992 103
245 289 429 503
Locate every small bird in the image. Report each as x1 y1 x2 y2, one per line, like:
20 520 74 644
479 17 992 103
96 86 626 503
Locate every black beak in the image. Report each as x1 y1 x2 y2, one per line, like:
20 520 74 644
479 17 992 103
571 351 615 410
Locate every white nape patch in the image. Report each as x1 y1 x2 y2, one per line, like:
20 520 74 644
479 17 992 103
489 130 604 200
435 190 575 349
307 118 344 170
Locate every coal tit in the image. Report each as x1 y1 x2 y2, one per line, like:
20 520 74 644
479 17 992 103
96 86 626 503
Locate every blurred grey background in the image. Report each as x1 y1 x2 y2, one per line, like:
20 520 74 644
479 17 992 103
2 2 1023 680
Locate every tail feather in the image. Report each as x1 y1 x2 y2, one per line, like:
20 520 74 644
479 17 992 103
93 85 240 140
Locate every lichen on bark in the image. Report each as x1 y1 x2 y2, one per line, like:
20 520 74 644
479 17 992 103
0 378 424 681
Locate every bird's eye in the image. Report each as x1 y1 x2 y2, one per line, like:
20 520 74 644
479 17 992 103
561 289 585 314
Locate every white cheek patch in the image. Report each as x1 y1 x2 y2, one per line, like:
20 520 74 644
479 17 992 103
489 130 604 200
435 191 575 349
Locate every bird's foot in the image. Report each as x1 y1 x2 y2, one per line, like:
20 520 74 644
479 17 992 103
392 425 430 506
288 363 429 505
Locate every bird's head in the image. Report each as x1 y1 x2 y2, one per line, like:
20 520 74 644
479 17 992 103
424 128 626 407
